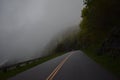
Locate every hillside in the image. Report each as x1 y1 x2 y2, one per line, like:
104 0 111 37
53 0 120 77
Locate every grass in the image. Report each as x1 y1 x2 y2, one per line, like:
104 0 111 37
83 49 120 79
0 53 65 80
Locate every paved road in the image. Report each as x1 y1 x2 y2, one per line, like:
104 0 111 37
9 51 119 80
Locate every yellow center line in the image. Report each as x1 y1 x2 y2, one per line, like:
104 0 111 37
46 53 73 80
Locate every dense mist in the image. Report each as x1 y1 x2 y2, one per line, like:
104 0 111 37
0 0 83 66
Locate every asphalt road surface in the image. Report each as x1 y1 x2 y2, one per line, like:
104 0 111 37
9 51 119 80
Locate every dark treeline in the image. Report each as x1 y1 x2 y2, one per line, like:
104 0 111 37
54 0 120 57
53 33 80 53
53 0 120 76
79 0 120 58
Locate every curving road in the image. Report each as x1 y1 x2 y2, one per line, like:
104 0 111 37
9 51 119 80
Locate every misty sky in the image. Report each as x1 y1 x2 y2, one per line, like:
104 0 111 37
0 0 83 66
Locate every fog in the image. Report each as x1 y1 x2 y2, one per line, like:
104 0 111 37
0 0 83 66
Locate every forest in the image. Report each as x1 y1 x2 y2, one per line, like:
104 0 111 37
53 0 120 77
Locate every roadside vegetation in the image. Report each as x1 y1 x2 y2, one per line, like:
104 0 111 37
53 0 120 78
1 0 120 79
79 0 120 77
0 53 64 80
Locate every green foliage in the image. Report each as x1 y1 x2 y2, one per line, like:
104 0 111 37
79 0 120 77
53 0 120 77
80 0 120 50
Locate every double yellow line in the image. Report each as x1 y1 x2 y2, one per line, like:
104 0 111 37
46 53 73 80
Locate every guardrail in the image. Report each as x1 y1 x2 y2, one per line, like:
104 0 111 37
0 57 42 72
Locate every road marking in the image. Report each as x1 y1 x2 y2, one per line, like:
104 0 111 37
46 53 73 80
